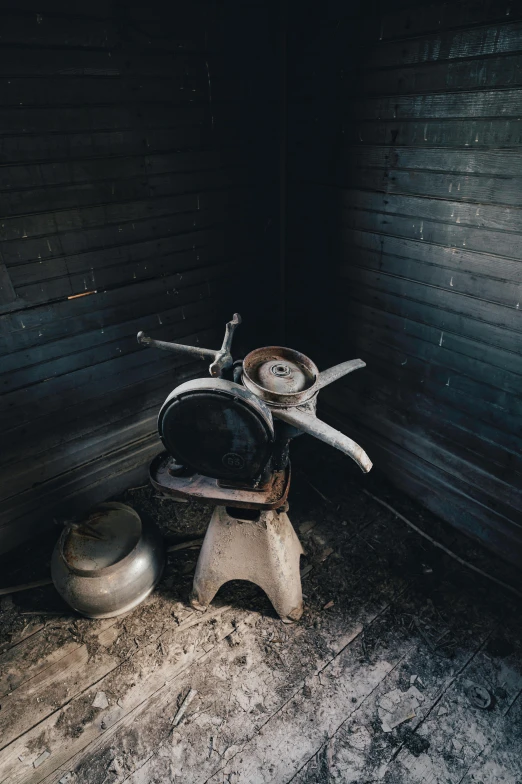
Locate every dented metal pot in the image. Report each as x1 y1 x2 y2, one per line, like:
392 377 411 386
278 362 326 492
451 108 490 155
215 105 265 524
51 502 165 618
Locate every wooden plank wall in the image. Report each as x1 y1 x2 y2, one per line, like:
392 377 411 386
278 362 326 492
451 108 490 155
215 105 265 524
0 1 279 552
287 0 522 565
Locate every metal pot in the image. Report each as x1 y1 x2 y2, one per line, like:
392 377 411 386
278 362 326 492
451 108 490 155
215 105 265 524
51 502 165 619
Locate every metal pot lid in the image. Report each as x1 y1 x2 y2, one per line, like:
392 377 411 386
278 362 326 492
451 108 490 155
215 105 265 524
242 346 318 407
61 502 142 573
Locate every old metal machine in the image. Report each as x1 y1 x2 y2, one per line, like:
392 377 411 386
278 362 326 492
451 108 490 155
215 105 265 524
137 314 372 622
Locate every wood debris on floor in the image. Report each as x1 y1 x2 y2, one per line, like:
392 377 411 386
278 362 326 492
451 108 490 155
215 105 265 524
0 442 521 784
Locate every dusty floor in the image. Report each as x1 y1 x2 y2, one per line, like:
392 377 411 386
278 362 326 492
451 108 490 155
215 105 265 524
1 440 522 784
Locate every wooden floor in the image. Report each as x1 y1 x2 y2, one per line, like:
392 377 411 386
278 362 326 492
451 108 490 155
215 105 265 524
1 443 522 784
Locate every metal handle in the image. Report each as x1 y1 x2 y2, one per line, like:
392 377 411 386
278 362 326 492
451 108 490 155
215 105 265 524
209 313 242 377
316 359 366 391
272 406 372 473
137 313 241 378
136 333 215 361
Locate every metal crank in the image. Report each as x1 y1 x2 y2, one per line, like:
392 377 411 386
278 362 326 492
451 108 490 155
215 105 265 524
137 313 241 378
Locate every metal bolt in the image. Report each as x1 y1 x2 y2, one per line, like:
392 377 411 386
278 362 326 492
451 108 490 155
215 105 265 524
270 363 291 377
467 683 492 710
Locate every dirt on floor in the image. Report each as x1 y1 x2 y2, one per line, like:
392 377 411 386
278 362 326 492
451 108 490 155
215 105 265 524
0 436 520 662
1 440 522 784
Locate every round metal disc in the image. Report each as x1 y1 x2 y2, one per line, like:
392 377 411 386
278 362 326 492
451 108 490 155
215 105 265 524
242 346 318 407
467 683 492 710
158 378 274 482
255 357 310 394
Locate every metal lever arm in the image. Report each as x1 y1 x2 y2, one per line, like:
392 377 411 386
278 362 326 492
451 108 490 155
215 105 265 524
136 333 215 360
137 313 241 378
209 313 242 377
317 359 366 391
272 406 373 474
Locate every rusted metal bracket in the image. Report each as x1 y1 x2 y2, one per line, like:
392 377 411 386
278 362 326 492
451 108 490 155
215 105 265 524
150 453 290 510
316 358 366 391
242 346 372 472
272 402 373 474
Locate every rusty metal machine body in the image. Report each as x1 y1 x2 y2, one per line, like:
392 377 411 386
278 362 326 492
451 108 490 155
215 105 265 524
137 314 371 622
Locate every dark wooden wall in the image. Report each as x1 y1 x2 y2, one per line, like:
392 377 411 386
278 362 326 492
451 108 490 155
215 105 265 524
287 0 522 565
0 1 279 552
